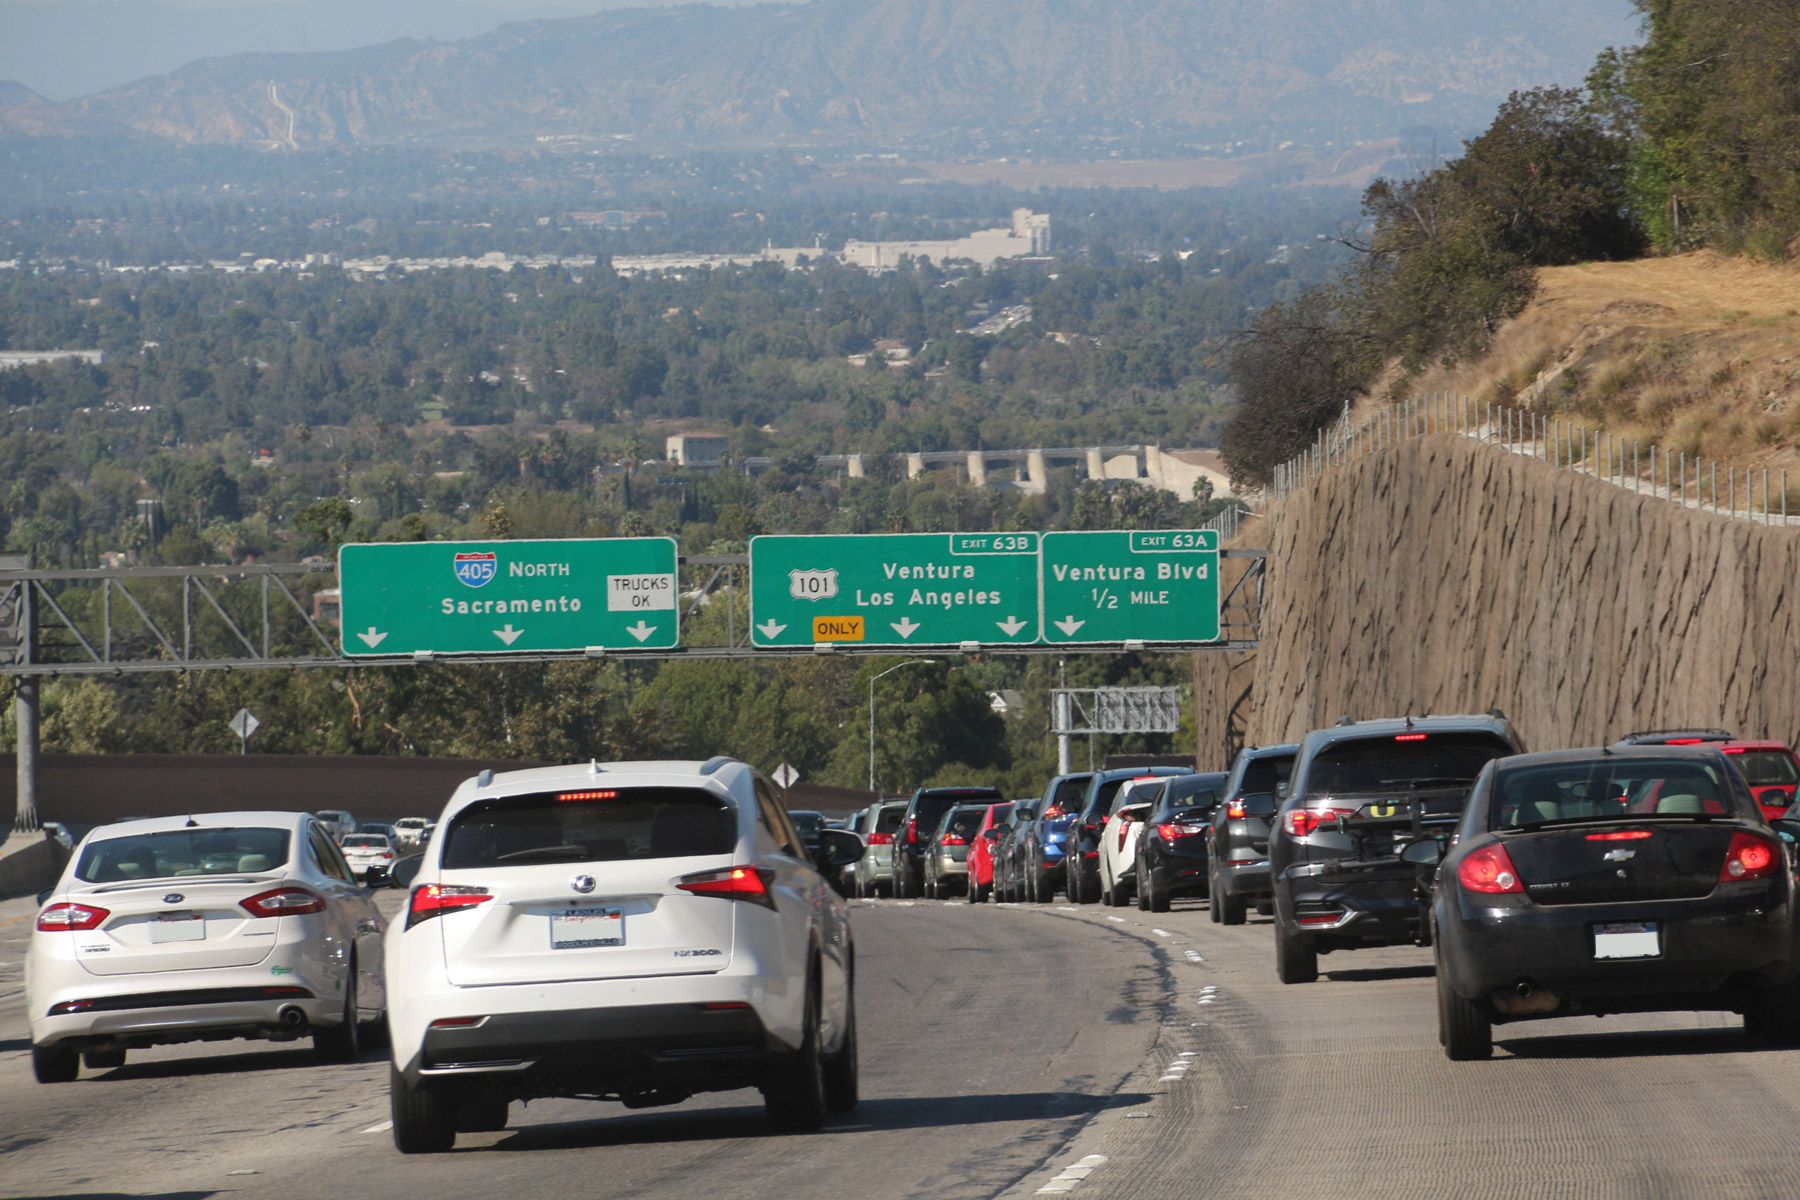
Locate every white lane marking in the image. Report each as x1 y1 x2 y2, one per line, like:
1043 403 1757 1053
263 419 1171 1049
1151 928 1172 937
1106 916 1126 923
228 1169 261 1176
1178 1050 1197 1058
1037 1154 1111 1193
362 1121 393 1134
1058 905 1080 912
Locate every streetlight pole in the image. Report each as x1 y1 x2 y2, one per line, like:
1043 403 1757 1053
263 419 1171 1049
869 659 934 794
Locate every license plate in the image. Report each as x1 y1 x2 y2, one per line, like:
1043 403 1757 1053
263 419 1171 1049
150 913 205 943
1593 921 1660 959
551 907 622 949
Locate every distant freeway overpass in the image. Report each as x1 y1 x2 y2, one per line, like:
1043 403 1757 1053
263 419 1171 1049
758 445 1229 499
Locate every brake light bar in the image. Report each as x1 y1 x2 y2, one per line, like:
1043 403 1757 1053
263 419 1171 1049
559 790 618 802
1585 830 1653 841
36 902 109 932
677 865 777 909
1666 738 1705 745
1721 747 1747 754
1395 733 1428 742
406 883 494 929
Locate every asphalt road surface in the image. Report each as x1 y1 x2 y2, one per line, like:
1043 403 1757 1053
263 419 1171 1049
5 885 1800 1200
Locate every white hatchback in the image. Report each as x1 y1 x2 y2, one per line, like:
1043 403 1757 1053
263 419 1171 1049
26 811 387 1082
385 758 860 1153
1098 777 1169 907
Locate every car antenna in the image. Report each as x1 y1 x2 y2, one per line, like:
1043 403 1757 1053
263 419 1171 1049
185 815 199 827
1404 712 1414 730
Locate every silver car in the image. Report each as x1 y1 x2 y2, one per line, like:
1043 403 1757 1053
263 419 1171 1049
26 811 388 1082
314 809 358 842
852 801 908 898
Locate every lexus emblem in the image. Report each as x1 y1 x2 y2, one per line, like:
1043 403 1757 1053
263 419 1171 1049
570 875 596 894
163 893 184 904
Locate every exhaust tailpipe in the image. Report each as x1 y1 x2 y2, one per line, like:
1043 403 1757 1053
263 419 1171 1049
1515 981 1534 999
278 1005 307 1028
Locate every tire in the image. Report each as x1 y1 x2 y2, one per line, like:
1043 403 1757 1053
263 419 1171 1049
897 861 922 900
966 872 984 903
83 1047 126 1071
823 977 859 1114
923 865 937 900
852 874 865 900
1035 862 1055 903
1748 977 1800 1047
33 1044 79 1084
1438 969 1493 1060
391 1063 457 1153
1149 876 1170 913
1072 863 1097 904
764 974 828 1133
1100 875 1116 906
1137 875 1151 911
1274 922 1319 985
1208 864 1223 923
313 965 361 1062
1219 887 1247 926
455 1092 511 1133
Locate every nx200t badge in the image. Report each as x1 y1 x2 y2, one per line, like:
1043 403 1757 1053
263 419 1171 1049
570 874 596 894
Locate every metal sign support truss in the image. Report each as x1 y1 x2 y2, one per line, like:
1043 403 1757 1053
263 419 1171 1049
0 549 1264 677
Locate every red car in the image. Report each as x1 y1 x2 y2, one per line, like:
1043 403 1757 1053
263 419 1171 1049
1720 740 1800 819
964 801 1014 904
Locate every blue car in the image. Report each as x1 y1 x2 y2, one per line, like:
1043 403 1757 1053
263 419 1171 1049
1007 772 1093 903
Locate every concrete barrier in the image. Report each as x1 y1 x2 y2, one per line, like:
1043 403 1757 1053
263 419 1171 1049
0 834 70 900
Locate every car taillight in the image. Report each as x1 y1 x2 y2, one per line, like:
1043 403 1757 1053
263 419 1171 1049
36 902 109 932
406 883 493 929
1158 823 1202 840
1044 806 1067 818
1721 832 1780 882
1285 806 1357 836
1226 800 1247 819
381 851 394 859
942 835 967 846
677 865 777 909
1118 823 1131 851
868 831 895 845
1457 844 1524 894
905 818 919 844
241 887 327 917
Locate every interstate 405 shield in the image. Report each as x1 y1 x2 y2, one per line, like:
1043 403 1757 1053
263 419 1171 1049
749 533 1040 647
338 537 679 655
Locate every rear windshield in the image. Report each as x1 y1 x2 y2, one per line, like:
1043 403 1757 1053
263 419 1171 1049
915 791 999 825
342 835 388 848
789 812 826 836
1490 758 1751 829
443 788 737 868
76 828 291 882
1308 733 1512 795
1111 778 1169 814
1043 778 1088 817
1162 775 1225 812
940 808 985 839
1730 751 1799 786
873 805 906 834
1240 756 1294 795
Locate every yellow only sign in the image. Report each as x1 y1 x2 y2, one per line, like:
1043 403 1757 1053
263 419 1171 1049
811 616 866 642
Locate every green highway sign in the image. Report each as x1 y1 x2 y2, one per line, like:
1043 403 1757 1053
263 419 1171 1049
749 533 1042 648
338 537 679 655
1040 530 1220 645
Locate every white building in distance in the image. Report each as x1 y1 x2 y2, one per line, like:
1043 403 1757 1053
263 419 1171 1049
838 209 1051 271
666 434 730 468
0 350 105 368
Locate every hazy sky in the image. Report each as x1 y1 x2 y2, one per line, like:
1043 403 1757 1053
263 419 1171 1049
0 0 795 100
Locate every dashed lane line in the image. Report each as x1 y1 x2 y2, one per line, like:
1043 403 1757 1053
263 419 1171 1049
1036 1153 1111 1195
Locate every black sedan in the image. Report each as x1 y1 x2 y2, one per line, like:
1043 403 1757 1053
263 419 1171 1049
1137 772 1228 912
1412 746 1800 1060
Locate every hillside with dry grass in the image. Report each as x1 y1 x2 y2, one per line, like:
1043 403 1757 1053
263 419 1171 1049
1368 253 1800 475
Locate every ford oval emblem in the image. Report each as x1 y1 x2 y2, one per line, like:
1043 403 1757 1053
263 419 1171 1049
571 874 596 894
163 893 184 904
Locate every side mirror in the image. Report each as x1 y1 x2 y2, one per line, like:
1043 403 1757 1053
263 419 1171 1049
390 855 425 890
364 864 390 889
1275 782 1289 799
1399 838 1446 866
1771 818 1800 846
36 886 54 906
983 828 1003 841
1238 792 1276 818
819 829 867 870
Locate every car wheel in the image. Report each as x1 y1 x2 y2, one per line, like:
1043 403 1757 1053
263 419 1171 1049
391 1063 456 1153
764 974 828 1133
455 1091 511 1133
1072 864 1096 904
313 964 362 1062
1748 977 1800 1047
966 872 982 903
32 1044 79 1084
1437 968 1493 1060
823 976 859 1114
1100 874 1115 906
1137 874 1151 910
83 1047 126 1071
1219 885 1247 925
898 862 921 900
852 874 865 900
1208 863 1223 923
1274 921 1319 985
1149 877 1170 913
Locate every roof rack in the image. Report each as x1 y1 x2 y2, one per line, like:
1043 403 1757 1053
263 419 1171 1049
1618 728 1734 742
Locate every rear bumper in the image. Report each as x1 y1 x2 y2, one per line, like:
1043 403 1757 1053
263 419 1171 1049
30 977 339 1049
1148 847 1210 895
1275 862 1420 949
1215 858 1271 898
406 1002 782 1097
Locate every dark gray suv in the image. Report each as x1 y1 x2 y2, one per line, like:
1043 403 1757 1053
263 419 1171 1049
1269 714 1525 983
1208 743 1298 925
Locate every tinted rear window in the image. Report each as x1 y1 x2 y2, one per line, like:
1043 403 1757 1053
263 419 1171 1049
1490 758 1750 829
1308 733 1512 795
1163 775 1224 810
873 805 906 834
443 788 737 869
1732 751 1799 786
1240 756 1294 794
77 828 291 882
941 808 985 839
343 835 387 848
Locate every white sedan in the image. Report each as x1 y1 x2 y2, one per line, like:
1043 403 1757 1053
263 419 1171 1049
1099 777 1172 907
26 811 387 1083
341 833 398 879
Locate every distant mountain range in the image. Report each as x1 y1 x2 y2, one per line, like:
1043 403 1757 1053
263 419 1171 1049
0 0 1638 153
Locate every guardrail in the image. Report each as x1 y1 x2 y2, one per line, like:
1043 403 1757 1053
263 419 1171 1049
1271 392 1794 526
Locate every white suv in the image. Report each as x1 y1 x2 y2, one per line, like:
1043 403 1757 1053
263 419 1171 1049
385 757 860 1153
